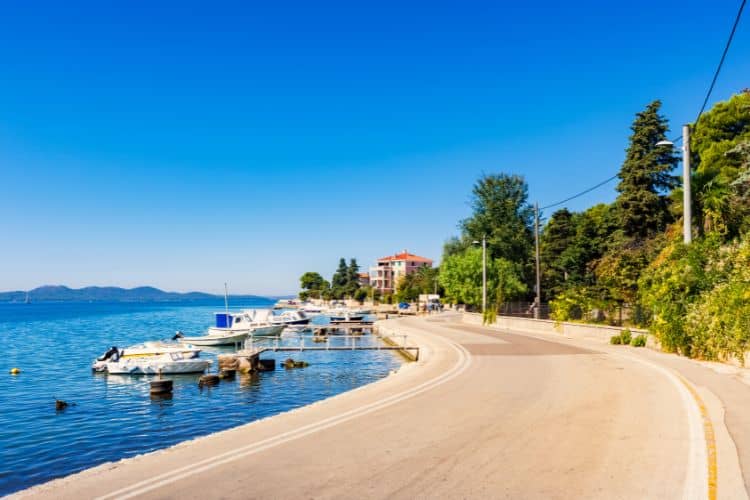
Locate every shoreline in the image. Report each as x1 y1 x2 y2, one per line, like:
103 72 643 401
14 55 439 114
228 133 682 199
13 318 445 499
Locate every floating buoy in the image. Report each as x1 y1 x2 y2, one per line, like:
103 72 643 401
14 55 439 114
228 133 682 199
198 374 220 387
9 368 20 375
150 379 173 395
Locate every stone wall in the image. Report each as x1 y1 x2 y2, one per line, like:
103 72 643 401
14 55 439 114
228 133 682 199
462 312 656 347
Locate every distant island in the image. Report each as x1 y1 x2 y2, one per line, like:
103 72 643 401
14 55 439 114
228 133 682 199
0 285 283 303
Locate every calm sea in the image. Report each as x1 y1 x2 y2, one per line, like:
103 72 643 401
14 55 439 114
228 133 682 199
0 301 400 495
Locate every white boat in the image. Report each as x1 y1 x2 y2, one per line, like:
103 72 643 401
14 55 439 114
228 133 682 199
92 342 202 372
204 309 284 340
328 308 365 323
104 352 211 375
243 309 286 337
187 285 282 343
300 303 324 315
271 310 311 326
177 328 248 346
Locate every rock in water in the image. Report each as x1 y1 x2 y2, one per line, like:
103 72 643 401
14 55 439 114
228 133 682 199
281 358 309 369
198 374 220 387
237 357 253 374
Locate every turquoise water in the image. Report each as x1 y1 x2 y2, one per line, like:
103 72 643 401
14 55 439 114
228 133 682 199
0 301 400 495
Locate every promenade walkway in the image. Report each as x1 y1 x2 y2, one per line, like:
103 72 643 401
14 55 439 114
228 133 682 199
16 314 748 499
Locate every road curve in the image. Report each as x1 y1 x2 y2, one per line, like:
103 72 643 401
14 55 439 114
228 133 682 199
17 316 699 499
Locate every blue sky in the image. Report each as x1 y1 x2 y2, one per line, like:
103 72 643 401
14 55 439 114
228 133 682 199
1 0 748 295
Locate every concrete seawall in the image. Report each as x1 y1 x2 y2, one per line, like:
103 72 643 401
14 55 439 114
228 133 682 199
15 317 448 499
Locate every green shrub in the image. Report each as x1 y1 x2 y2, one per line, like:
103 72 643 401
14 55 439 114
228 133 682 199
550 287 613 324
638 235 727 355
685 238 750 363
620 328 632 345
610 335 622 345
630 334 647 347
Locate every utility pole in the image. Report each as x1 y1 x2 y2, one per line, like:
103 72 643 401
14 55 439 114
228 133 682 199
683 124 692 244
482 235 487 315
534 203 541 319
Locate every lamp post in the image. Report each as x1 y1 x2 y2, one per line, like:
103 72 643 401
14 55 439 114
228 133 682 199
657 124 692 244
472 236 487 314
534 203 541 319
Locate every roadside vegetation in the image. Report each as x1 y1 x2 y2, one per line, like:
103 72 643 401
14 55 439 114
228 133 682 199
440 90 750 362
298 90 750 363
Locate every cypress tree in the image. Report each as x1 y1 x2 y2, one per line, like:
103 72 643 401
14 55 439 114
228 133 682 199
346 258 361 295
540 208 576 298
616 100 679 239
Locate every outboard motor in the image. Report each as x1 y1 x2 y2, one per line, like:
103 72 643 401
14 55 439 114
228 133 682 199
92 346 120 372
97 346 120 362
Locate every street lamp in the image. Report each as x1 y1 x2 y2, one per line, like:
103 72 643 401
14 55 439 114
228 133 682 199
472 236 487 314
656 124 692 244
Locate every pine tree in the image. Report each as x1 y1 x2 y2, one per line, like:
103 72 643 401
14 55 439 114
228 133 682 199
616 100 679 239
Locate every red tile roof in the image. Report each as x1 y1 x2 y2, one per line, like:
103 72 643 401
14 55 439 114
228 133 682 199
378 252 433 263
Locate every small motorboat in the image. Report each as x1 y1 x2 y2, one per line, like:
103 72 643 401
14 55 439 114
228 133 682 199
300 303 324 315
104 352 211 375
92 342 201 372
176 329 249 346
328 308 365 323
271 310 311 326
203 309 284 341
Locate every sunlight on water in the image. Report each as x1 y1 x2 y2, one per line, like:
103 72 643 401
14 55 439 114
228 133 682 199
0 302 400 495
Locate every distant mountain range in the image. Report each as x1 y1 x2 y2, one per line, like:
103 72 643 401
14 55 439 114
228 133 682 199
0 285 281 303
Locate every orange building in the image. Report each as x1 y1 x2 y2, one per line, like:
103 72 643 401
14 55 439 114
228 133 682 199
369 250 433 294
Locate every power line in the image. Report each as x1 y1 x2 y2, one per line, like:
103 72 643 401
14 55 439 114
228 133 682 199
539 0 746 213
695 0 746 124
540 174 618 211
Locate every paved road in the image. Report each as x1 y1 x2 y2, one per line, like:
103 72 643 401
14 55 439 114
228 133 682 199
19 316 724 499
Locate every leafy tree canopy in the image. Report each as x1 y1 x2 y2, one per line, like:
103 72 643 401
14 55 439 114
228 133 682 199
439 247 526 309
459 173 534 267
396 266 441 302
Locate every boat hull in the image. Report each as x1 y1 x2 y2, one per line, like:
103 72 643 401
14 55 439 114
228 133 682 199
329 315 365 323
248 324 285 337
106 359 210 375
271 318 311 326
187 330 249 346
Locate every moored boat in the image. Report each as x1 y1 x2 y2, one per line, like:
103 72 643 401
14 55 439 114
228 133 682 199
271 310 311 326
204 309 284 340
177 329 249 346
328 308 365 323
104 353 211 375
92 342 202 372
